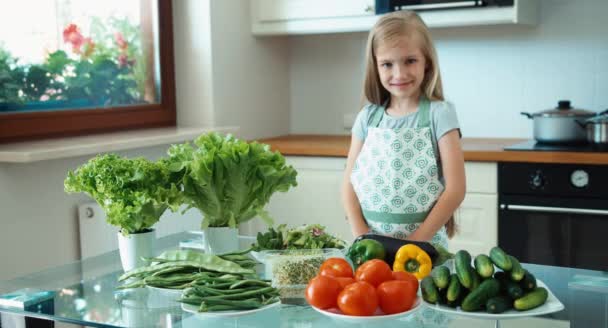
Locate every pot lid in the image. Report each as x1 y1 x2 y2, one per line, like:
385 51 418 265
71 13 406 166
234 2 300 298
585 109 608 123
533 100 595 118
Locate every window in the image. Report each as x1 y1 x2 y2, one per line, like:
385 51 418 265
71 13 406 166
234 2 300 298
0 0 175 143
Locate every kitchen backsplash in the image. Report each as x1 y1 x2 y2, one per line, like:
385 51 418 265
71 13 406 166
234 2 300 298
287 0 608 139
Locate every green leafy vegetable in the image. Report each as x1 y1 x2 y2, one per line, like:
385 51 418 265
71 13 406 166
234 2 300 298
253 224 347 251
64 154 181 235
166 132 298 229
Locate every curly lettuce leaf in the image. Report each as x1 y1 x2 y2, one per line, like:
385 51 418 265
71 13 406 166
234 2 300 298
167 132 298 228
64 154 182 235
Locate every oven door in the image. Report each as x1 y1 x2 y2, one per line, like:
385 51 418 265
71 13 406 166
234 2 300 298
498 195 608 271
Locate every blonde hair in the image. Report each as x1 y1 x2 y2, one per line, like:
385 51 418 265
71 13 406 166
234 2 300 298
361 11 456 238
362 11 444 106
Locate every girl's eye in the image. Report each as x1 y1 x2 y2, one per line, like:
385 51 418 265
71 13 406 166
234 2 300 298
381 62 392 68
406 58 418 64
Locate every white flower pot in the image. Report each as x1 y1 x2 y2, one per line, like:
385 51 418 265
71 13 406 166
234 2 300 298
201 227 238 254
117 229 156 271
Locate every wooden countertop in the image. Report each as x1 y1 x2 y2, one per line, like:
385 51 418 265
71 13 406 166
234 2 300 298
258 135 608 165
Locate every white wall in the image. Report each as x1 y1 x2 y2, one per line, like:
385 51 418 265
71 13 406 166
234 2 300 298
174 0 291 140
288 0 608 138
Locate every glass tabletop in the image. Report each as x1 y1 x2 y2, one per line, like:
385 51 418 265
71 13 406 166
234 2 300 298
0 231 607 328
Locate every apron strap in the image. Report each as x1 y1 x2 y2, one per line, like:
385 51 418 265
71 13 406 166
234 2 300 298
417 96 431 128
369 104 385 128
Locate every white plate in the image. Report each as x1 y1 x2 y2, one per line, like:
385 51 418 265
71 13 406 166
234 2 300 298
311 297 421 324
421 280 565 320
181 300 280 318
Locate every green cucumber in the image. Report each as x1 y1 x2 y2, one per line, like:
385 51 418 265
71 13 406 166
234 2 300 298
486 295 512 314
421 276 440 304
514 287 548 311
455 250 473 289
489 246 512 271
474 254 495 278
520 270 537 291
494 271 524 299
469 269 482 291
446 273 463 302
509 255 525 281
461 278 501 312
431 266 450 289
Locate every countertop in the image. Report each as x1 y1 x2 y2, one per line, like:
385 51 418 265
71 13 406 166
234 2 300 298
258 135 608 165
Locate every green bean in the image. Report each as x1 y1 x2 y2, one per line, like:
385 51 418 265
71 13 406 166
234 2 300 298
229 279 271 290
195 285 261 295
199 299 262 312
219 248 253 257
119 259 253 281
196 287 276 301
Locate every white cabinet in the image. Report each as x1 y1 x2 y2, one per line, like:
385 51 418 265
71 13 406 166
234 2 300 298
448 162 498 256
251 0 538 36
251 0 375 35
241 156 352 241
242 157 498 254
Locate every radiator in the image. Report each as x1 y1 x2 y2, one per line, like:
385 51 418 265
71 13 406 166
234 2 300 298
77 202 202 259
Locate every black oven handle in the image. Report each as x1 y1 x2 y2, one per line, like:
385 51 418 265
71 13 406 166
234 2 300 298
500 204 608 215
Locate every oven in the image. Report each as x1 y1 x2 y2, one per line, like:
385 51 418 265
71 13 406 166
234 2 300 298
498 162 608 271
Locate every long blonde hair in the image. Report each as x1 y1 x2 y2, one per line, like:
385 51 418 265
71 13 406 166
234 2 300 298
361 11 456 238
362 11 444 106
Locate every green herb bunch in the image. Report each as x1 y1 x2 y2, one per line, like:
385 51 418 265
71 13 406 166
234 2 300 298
64 154 182 235
253 224 347 251
166 132 298 229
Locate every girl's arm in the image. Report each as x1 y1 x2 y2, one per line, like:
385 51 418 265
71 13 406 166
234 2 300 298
341 134 369 238
407 129 466 242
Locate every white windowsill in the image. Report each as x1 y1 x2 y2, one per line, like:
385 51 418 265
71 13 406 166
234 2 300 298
0 126 238 163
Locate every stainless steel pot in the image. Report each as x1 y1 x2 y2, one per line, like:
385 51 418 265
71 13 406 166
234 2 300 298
577 110 608 144
521 100 595 144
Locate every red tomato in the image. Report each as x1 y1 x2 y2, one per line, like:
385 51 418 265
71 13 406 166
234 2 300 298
376 280 418 314
319 258 353 278
305 275 342 309
335 276 356 290
354 259 393 287
391 271 420 291
337 281 378 316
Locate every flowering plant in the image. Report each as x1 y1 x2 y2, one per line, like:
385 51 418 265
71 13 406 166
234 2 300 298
0 17 146 109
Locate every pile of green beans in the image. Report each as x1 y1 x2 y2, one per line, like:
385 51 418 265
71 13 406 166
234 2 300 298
179 275 280 312
117 249 260 290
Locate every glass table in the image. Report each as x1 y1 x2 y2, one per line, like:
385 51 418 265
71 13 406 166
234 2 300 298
0 231 606 328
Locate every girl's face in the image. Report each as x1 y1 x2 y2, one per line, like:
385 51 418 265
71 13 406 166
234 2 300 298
375 37 427 101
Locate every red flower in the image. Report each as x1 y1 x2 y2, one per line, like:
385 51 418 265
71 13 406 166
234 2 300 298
118 54 128 67
63 24 84 53
114 32 128 50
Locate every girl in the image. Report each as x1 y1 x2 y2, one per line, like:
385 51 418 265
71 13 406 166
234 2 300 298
341 11 466 249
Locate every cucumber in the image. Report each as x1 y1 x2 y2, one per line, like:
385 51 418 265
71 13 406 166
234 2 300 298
508 255 525 281
455 250 473 289
489 246 512 271
446 274 463 302
514 287 548 311
431 266 451 289
469 269 482 291
494 271 524 299
421 276 440 304
461 278 501 312
486 295 512 314
474 254 495 278
520 270 537 291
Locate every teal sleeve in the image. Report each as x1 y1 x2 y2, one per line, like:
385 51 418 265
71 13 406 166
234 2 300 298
351 107 371 141
433 101 461 140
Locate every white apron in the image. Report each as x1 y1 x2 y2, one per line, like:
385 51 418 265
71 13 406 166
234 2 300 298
350 97 448 248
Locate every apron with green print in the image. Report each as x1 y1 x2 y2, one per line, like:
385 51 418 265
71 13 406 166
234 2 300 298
350 97 448 248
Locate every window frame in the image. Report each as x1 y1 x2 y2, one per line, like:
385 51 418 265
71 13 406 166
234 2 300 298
0 0 176 143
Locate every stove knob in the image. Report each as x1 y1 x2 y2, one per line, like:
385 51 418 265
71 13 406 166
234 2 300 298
529 171 545 189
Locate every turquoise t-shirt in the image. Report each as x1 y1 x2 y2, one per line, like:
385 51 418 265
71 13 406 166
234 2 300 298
351 100 461 183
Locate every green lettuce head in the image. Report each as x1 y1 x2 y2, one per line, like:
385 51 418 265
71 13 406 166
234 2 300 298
167 132 298 229
64 154 182 235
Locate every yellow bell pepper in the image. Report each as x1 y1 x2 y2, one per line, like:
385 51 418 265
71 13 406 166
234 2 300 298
393 244 432 280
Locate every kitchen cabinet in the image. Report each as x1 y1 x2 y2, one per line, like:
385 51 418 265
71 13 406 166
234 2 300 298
449 162 498 256
241 156 352 241
243 157 498 254
250 0 538 36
